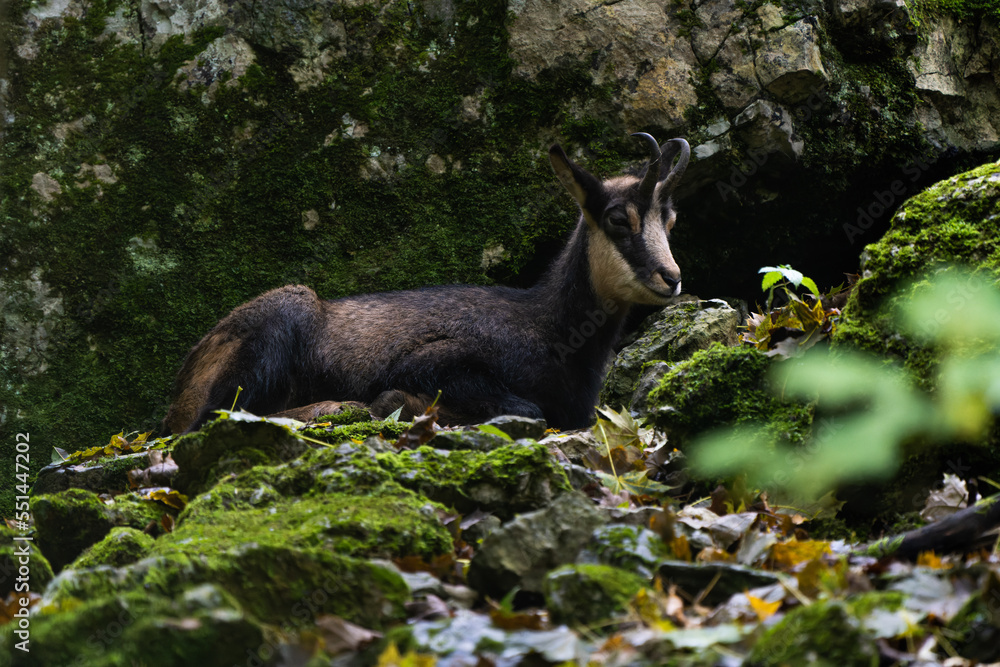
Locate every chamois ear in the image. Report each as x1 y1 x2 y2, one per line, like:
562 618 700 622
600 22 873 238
654 138 691 200
549 144 602 215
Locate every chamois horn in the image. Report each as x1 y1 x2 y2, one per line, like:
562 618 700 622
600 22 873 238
658 137 691 196
632 132 662 201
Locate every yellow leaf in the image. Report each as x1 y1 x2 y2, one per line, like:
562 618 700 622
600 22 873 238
770 539 832 569
748 594 782 621
669 534 691 562
149 489 189 510
916 551 946 569
630 588 676 632
794 558 828 598
376 642 436 667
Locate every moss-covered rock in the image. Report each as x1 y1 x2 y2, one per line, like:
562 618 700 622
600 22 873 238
30 489 115 572
601 299 741 411
747 599 879 666
1 588 268 667
140 546 409 628
466 491 608 598
543 563 647 627
0 526 54 598
29 487 168 574
171 418 310 495
646 343 813 449
582 524 671 579
71 527 154 569
376 442 572 519
836 161 1000 381
171 478 452 560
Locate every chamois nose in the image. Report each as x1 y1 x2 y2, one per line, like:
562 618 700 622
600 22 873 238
658 268 681 293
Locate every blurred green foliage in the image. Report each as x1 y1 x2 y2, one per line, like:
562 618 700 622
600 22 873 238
691 268 1000 499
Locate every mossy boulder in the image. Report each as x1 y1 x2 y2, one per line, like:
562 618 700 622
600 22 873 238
645 343 814 449
171 418 311 495
71 527 155 569
581 525 671 579
601 299 741 411
0 526 54 598
543 564 647 627
466 491 608 599
836 161 1000 379
30 488 162 572
0 588 267 667
376 442 572 519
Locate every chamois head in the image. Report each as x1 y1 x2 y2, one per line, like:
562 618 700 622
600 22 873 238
549 133 690 306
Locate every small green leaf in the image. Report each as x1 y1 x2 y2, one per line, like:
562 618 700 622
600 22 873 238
387 405 404 423
761 271 782 292
51 446 70 463
596 405 638 432
477 424 514 441
779 266 804 287
800 276 820 296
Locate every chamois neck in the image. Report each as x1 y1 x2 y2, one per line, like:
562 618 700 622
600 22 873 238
534 220 630 331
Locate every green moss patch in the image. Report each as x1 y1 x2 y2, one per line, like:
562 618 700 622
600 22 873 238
648 343 814 448
71 527 154 569
543 563 647 627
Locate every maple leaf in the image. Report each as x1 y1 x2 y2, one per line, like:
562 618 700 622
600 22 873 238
394 405 439 450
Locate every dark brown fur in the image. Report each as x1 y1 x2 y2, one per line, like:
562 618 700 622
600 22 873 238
163 135 690 434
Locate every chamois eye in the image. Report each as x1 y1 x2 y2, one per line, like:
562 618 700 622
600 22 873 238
604 209 629 232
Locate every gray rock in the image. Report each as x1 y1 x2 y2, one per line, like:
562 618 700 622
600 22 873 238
710 28 762 110
541 429 601 467
629 361 671 419
601 299 740 411
480 415 548 441
832 0 909 30
560 462 601 491
733 99 804 161
33 451 154 496
466 491 609 598
543 564 646 626
175 35 257 102
461 513 501 546
507 0 699 127
427 429 514 452
580 524 669 579
140 0 231 49
755 18 829 104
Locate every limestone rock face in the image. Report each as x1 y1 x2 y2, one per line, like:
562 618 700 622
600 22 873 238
508 0 699 130
755 19 829 104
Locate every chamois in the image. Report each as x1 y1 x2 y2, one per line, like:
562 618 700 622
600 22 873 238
162 133 690 434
